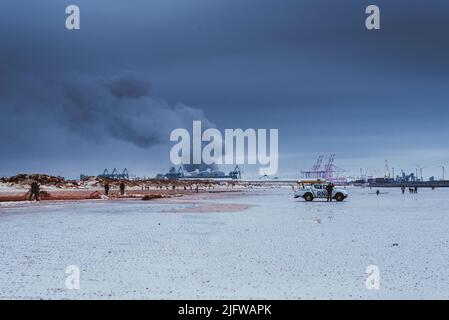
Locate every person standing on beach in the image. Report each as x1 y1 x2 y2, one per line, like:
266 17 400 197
104 182 110 196
401 186 405 194
29 181 40 201
326 183 334 202
119 182 125 195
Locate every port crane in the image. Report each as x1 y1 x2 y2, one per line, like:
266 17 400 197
98 168 129 180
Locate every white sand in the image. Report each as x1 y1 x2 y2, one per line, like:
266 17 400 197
0 187 448 299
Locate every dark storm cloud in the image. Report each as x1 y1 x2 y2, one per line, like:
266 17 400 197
0 71 213 150
107 72 152 98
1 0 448 177
1 0 448 74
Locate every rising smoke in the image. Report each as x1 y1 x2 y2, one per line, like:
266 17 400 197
0 71 215 151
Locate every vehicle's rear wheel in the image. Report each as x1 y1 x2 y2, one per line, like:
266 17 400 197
304 193 314 202
335 193 344 202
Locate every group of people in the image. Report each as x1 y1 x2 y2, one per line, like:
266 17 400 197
27 180 127 202
103 182 126 196
401 186 418 194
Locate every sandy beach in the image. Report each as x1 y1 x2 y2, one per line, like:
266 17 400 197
1 186 449 299
0 175 249 203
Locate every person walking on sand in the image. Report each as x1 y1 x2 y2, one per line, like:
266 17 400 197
414 186 418 194
376 190 380 196
104 182 110 196
29 181 40 201
119 182 125 195
401 186 405 194
326 182 334 202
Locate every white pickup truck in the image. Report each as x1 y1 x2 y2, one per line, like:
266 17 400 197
294 181 348 202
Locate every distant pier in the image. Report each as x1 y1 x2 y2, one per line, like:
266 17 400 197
368 181 449 188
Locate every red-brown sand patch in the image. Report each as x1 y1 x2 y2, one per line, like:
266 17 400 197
165 203 250 213
0 189 247 203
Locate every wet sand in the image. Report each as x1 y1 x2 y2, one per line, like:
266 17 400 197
2 187 449 298
164 203 251 213
0 188 244 203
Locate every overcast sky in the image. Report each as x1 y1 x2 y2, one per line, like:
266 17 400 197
1 0 448 179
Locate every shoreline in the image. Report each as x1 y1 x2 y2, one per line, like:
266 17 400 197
0 173 267 203
0 187 256 215
0 186 265 212
0 188 248 203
